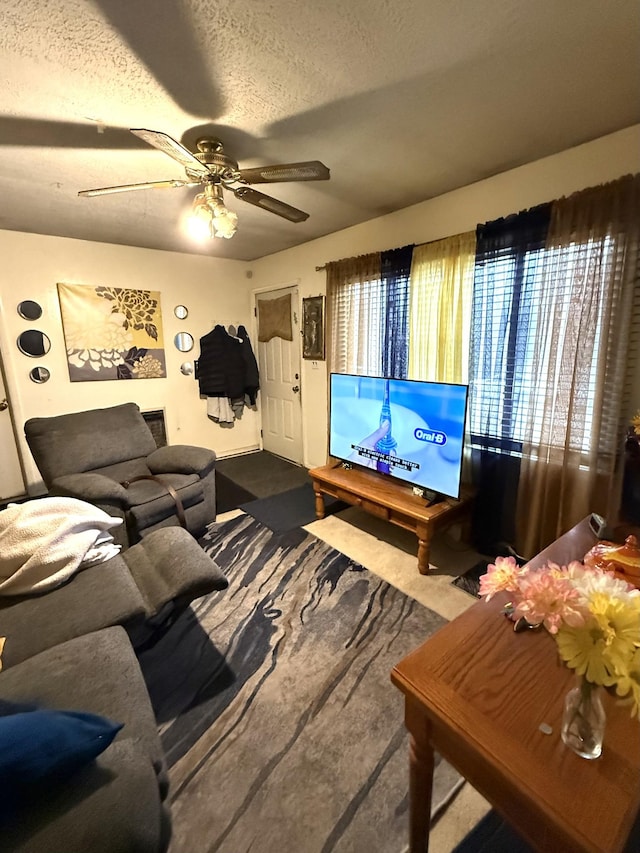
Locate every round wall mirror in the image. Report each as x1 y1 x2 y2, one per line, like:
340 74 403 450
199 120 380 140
180 362 194 375
29 366 51 384
17 300 43 321
18 329 51 358
174 305 188 320
174 332 194 352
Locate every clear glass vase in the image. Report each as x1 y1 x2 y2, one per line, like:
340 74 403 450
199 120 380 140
561 676 606 759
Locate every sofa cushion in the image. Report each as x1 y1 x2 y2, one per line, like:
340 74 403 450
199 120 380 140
0 702 122 820
127 474 204 530
92 457 154 485
24 403 157 484
0 553 148 669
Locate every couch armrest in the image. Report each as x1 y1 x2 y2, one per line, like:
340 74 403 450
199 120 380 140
51 472 131 506
147 445 216 477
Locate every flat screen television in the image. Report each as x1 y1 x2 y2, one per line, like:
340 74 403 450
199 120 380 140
329 373 469 500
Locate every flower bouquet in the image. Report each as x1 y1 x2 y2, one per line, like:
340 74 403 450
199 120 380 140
479 555 640 757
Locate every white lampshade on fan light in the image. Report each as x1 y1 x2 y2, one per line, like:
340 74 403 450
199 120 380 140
188 183 238 240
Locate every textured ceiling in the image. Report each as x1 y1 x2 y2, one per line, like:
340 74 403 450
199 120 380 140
1 0 639 261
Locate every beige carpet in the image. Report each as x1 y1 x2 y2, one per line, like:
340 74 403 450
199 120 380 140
216 504 491 852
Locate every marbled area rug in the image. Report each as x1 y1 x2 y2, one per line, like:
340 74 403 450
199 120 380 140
139 514 464 853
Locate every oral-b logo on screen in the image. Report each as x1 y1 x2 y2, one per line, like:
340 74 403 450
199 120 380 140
414 428 447 446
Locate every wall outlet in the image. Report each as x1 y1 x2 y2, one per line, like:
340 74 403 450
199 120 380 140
311 361 319 369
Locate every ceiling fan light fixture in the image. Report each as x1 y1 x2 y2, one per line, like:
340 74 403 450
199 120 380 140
211 207 238 239
187 193 214 240
188 185 237 240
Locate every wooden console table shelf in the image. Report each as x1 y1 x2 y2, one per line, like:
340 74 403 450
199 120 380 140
308 463 475 575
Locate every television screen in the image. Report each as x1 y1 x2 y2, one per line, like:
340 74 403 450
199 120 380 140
329 373 468 499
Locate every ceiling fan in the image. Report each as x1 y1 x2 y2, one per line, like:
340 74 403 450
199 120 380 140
78 128 330 238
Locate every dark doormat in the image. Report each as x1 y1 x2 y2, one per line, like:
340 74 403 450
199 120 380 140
240 482 347 533
451 559 490 598
216 471 257 514
215 450 309 498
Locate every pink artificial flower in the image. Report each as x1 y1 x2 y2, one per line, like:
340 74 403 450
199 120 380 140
513 569 586 634
478 556 525 601
546 561 569 578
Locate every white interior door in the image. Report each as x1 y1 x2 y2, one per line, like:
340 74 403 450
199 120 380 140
0 367 26 501
255 286 303 464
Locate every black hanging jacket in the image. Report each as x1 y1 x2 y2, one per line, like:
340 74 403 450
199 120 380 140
237 325 260 405
197 325 245 398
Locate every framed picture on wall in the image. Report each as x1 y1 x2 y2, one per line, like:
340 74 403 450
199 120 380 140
57 282 167 381
302 295 325 360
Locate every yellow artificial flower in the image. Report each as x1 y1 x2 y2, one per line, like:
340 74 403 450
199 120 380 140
632 411 640 436
615 648 640 719
556 616 619 687
588 592 640 671
557 591 640 688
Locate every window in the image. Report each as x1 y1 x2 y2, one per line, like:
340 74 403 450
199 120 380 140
330 276 385 376
470 237 615 458
326 174 640 555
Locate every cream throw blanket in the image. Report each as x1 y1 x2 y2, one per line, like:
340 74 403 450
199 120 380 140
0 497 122 596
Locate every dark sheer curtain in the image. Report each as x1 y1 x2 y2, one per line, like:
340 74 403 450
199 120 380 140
380 245 414 378
469 204 551 554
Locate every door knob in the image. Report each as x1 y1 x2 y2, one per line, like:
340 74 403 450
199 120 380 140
0 398 8 411
292 385 300 393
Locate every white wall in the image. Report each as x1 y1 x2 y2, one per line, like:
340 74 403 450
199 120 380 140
252 124 640 469
0 232 259 491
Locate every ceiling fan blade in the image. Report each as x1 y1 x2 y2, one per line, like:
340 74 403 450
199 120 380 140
78 179 198 197
0 117 142 149
130 129 210 175
233 187 309 222
236 160 330 184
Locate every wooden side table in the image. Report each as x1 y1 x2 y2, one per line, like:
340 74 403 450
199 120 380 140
308 464 474 575
391 518 640 852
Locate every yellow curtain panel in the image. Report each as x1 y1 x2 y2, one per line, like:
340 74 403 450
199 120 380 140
407 232 476 384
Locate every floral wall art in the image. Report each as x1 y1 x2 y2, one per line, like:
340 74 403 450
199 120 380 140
57 283 166 381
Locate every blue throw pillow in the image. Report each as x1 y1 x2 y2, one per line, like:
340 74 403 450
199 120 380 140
0 701 123 820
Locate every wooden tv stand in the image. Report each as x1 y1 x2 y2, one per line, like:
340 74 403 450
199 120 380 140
308 463 475 574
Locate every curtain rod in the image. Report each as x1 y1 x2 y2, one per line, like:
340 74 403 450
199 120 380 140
315 231 479 273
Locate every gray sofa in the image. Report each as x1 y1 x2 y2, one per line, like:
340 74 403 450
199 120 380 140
24 403 217 549
0 627 171 853
0 524 228 665
0 521 229 852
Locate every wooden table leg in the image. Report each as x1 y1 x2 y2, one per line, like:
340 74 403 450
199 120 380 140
417 524 432 575
313 486 326 519
405 696 435 852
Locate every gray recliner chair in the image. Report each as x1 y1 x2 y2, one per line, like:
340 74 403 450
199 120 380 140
25 403 217 549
